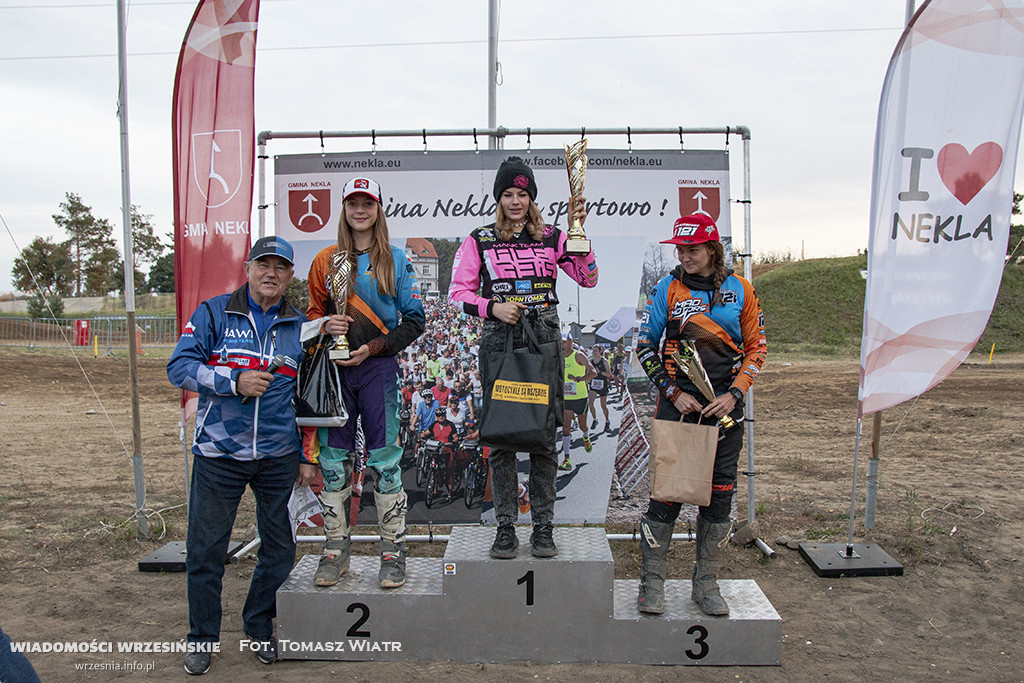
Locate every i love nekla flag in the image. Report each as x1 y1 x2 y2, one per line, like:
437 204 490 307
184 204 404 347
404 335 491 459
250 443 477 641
859 0 1024 416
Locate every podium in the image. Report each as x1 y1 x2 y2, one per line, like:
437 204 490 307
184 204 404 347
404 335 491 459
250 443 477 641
276 526 780 665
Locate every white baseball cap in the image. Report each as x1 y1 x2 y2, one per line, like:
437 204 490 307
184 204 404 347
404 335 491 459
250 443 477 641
342 177 382 203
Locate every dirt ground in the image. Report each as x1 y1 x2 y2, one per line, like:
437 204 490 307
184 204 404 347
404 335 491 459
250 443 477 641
1 348 1022 681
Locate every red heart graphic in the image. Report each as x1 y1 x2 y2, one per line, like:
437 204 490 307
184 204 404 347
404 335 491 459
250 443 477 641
936 142 1002 205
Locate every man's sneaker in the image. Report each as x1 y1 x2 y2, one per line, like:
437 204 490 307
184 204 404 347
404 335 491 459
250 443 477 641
558 458 572 471
183 651 211 675
530 524 558 557
254 638 277 665
591 418 598 429
603 422 611 433
583 435 592 453
489 524 519 559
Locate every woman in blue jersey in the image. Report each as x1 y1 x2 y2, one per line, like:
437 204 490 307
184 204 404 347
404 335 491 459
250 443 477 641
300 177 426 590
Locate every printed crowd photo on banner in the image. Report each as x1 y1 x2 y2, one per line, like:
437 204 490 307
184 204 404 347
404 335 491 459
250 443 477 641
274 148 731 526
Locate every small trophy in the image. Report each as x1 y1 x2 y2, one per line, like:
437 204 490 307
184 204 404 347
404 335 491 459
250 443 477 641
328 249 351 361
670 342 737 430
563 139 592 254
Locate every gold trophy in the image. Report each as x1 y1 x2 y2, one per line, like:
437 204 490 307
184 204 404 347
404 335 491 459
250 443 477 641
563 139 592 254
328 249 351 361
670 342 737 430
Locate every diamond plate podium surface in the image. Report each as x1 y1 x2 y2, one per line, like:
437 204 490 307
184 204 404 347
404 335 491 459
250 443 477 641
276 526 780 665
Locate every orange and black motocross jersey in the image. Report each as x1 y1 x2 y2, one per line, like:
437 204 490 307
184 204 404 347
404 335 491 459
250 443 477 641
636 265 766 404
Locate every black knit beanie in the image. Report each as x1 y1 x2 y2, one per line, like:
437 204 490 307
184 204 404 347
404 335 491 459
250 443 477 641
492 156 537 201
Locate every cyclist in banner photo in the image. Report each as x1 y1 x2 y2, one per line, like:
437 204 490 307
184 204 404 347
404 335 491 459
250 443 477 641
299 176 426 590
449 156 598 560
635 213 766 617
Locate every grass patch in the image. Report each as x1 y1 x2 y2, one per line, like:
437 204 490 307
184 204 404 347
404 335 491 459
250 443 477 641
753 258 1024 353
754 255 868 348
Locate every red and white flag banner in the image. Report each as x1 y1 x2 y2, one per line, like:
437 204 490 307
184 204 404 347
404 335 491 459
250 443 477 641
172 0 260 417
859 0 1024 416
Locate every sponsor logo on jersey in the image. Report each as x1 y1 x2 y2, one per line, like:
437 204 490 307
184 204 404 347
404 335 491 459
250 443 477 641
515 280 531 293
505 294 548 304
492 282 513 293
670 298 706 322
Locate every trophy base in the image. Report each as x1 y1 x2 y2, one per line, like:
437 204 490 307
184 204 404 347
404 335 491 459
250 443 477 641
565 238 591 255
719 415 738 431
328 349 350 361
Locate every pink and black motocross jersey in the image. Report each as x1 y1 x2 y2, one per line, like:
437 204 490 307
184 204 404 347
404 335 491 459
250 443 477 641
448 223 599 318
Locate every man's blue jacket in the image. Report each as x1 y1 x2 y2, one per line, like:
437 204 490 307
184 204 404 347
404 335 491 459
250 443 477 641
168 285 306 461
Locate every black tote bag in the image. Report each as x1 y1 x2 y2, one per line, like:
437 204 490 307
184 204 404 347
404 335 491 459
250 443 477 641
479 317 558 453
295 333 348 428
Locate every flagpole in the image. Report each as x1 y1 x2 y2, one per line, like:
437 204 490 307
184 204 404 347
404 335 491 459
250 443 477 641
846 417 863 551
864 0 914 531
116 0 147 539
487 0 499 150
864 411 882 527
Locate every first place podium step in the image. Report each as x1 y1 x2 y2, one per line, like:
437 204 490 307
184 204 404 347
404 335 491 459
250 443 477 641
276 526 780 665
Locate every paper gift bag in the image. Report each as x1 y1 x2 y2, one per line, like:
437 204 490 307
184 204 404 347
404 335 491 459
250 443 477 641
649 416 718 506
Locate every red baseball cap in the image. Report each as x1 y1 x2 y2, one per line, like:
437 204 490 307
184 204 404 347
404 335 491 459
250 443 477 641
660 213 720 245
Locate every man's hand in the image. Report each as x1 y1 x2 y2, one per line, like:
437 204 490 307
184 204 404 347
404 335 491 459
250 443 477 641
296 463 318 487
237 370 274 398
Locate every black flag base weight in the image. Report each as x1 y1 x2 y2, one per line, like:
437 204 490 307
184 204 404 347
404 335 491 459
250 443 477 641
138 540 245 573
798 542 904 578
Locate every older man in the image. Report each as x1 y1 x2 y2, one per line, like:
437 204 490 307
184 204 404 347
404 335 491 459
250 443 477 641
168 236 312 675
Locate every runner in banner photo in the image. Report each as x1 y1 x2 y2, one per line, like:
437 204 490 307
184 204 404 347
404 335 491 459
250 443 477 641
560 332 597 472
635 213 766 617
587 343 614 433
301 177 426 590
449 156 598 559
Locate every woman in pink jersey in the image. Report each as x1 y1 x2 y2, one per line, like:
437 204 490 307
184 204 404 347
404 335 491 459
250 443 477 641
449 157 598 559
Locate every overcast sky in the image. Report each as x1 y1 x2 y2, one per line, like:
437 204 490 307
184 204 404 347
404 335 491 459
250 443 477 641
2 0 996 296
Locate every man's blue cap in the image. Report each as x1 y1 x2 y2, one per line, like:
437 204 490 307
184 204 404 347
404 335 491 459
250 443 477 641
247 236 294 265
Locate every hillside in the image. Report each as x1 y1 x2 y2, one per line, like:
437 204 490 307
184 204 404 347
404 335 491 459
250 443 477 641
752 255 1024 355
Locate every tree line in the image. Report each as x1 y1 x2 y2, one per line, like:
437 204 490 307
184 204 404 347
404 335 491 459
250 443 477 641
11 192 175 317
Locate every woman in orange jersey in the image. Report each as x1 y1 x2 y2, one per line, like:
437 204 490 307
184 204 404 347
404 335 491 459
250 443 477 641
634 213 766 617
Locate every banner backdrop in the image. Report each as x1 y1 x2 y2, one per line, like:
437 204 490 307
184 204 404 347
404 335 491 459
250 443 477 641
859 0 1024 416
276 147 730 524
172 0 260 416
275 148 730 324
